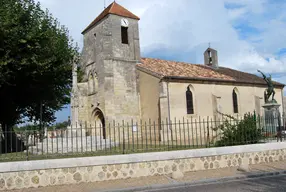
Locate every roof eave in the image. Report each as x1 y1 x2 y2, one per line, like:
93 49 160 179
163 76 234 83
81 14 108 35
162 76 285 88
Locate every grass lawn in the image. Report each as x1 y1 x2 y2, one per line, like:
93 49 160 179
1 138 271 163
0 142 212 163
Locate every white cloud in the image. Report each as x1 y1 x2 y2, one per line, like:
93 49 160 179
227 7 248 20
36 0 286 81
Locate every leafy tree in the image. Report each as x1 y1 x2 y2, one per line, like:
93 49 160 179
48 121 69 131
214 112 264 147
14 124 40 133
55 121 69 130
77 67 84 83
0 0 79 153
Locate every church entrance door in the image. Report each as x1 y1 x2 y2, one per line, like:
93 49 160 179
92 108 106 139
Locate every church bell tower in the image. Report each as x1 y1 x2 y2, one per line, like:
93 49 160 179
79 2 141 124
204 47 219 69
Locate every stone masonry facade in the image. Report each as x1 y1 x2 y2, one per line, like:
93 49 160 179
1 148 286 191
70 2 285 140
71 13 141 129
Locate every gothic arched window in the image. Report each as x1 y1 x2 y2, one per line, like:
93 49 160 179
186 87 194 114
232 89 238 113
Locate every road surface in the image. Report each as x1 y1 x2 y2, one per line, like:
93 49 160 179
144 174 286 192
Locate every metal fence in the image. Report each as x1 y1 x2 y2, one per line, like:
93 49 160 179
0 113 285 162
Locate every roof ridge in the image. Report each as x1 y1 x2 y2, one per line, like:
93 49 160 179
110 2 116 11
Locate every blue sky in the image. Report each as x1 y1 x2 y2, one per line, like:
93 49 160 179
37 0 286 122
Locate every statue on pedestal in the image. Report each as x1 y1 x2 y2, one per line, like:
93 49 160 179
258 70 283 142
257 70 276 104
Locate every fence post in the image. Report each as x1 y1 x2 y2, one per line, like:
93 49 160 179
0 136 1 155
26 129 29 161
122 120 125 154
206 117 210 148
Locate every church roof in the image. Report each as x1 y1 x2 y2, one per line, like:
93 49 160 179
82 2 140 34
137 57 285 87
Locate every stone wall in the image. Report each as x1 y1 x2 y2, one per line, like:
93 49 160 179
138 70 160 122
0 142 285 191
163 81 284 121
76 13 141 126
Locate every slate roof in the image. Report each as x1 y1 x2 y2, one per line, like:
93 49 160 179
137 57 285 87
82 2 140 34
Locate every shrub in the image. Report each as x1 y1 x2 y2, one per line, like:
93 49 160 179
215 112 264 147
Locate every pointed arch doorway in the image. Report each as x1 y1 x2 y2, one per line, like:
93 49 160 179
92 108 106 139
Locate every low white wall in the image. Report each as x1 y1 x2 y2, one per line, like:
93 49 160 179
0 142 286 191
1 142 285 173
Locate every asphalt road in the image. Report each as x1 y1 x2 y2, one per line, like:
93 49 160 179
144 174 286 192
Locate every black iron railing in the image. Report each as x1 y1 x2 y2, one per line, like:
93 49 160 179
0 113 285 162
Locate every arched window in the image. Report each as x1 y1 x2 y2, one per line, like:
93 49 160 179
186 87 194 114
232 89 238 113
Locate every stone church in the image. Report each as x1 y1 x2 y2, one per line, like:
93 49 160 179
70 2 285 136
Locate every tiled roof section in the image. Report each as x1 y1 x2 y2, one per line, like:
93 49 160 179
137 57 284 87
217 67 284 86
137 58 235 81
82 2 140 34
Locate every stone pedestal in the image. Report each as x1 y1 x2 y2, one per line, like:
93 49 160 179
28 135 119 155
262 103 281 136
27 125 119 155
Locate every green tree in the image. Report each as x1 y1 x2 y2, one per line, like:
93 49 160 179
0 0 79 152
48 121 69 131
55 121 69 130
77 66 84 83
214 112 264 147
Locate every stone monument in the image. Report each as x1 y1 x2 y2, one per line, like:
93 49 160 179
258 70 282 141
67 57 85 138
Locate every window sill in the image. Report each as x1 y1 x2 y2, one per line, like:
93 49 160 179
233 113 241 117
186 114 197 118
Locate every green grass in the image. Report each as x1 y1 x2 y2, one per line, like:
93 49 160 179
0 143 210 163
2 138 272 163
